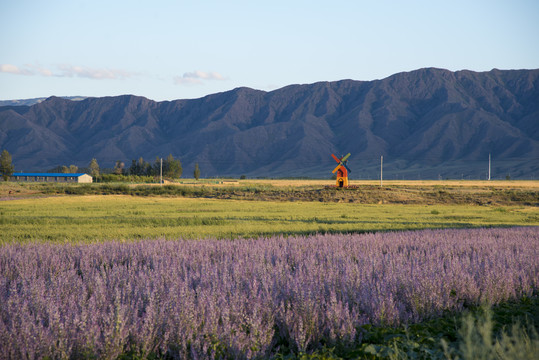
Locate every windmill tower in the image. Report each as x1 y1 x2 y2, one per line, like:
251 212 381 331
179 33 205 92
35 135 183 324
331 153 351 187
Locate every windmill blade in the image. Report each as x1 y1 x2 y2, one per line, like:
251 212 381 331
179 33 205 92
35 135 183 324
330 152 352 174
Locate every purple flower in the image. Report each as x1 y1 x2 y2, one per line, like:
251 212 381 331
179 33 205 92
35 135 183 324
0 227 537 359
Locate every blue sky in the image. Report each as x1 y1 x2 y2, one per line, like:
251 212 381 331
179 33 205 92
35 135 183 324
1 0 538 101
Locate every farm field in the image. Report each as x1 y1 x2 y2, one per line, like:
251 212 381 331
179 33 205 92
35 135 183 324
0 195 538 244
225 179 539 189
1 228 538 359
0 181 538 359
2 179 539 203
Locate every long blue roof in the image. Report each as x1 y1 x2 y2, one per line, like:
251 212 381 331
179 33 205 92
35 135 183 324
12 173 88 177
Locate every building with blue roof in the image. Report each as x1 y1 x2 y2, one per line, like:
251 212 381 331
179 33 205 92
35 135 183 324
10 173 93 183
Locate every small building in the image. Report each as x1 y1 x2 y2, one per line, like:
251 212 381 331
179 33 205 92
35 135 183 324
10 173 93 183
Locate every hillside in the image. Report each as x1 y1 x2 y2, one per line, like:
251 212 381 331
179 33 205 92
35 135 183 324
1 68 538 179
0 96 86 107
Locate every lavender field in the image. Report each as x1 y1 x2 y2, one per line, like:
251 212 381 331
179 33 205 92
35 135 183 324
1 227 538 359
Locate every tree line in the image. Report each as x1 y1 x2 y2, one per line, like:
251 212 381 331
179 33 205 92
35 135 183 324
0 150 202 181
125 155 182 178
76 154 185 179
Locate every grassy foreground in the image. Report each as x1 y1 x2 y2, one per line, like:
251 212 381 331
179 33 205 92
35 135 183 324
1 195 538 244
1 182 537 359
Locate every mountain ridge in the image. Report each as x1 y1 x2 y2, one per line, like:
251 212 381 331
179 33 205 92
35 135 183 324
1 68 538 179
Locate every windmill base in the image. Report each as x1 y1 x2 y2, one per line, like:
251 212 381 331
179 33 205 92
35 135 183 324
325 185 359 189
336 177 349 188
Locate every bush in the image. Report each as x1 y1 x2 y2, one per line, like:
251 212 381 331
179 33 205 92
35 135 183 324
442 306 539 360
98 174 155 183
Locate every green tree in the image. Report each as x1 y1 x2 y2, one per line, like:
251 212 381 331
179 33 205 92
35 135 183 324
89 158 100 178
114 161 125 175
61 165 78 173
0 149 14 181
164 154 182 179
151 157 161 177
194 163 201 180
130 157 150 176
139 157 150 175
129 159 139 176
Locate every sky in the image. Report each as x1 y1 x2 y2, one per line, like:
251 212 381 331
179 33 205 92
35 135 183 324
1 0 538 102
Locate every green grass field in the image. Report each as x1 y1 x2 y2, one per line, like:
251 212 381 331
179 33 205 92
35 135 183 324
1 195 537 244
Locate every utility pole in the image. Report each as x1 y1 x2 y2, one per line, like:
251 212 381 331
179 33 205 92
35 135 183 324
488 153 491 181
160 158 163 185
380 155 383 187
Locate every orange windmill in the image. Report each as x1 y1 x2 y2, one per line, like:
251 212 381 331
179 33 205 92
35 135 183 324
331 153 351 188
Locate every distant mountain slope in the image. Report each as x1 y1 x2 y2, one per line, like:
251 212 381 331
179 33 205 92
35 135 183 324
0 96 86 107
1 68 538 179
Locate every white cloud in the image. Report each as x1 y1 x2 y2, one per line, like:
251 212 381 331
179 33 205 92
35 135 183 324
0 63 138 80
0 64 34 75
1 64 226 86
173 76 203 85
56 65 137 79
174 70 227 85
25 64 53 77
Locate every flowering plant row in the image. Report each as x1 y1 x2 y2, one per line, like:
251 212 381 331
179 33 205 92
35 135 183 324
1 227 537 359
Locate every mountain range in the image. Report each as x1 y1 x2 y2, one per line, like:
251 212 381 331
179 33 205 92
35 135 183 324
1 68 538 179
0 96 87 107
